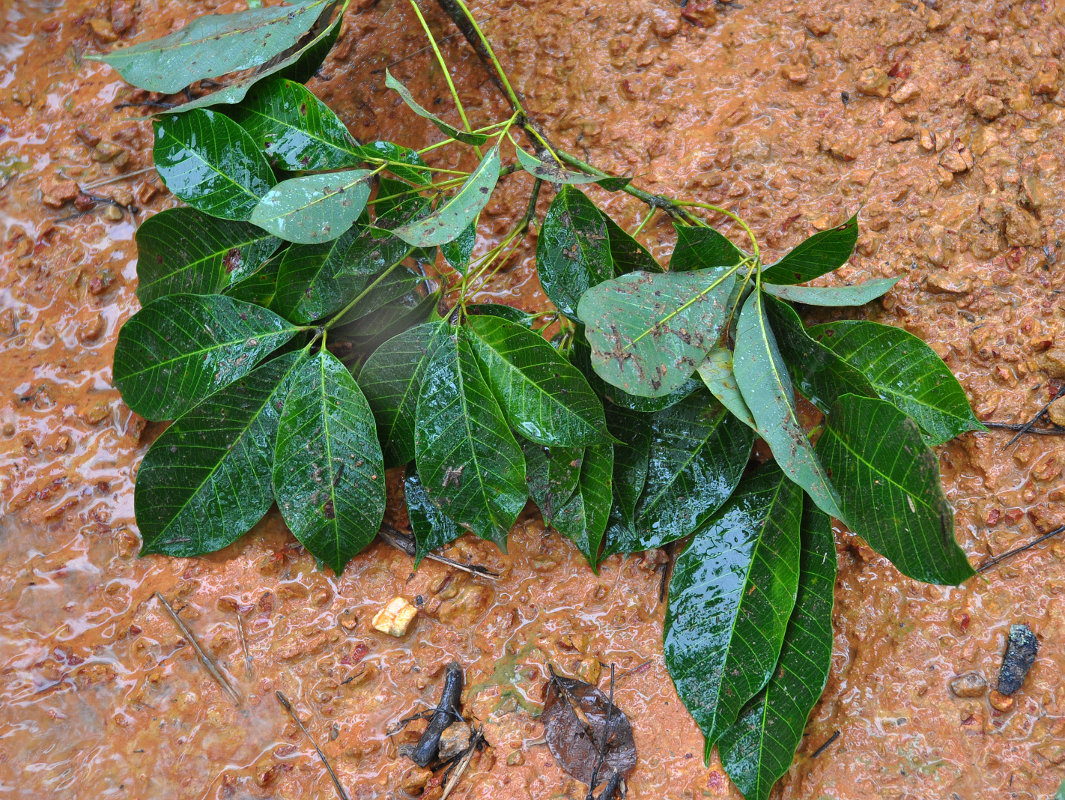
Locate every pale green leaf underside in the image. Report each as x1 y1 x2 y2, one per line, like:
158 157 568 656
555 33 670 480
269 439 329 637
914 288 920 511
384 69 490 146
250 169 371 244
763 277 899 307
515 146 601 184
698 347 755 429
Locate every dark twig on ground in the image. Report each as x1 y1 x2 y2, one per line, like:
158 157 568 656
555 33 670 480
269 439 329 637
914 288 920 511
810 729 840 758
999 383 1065 448
439 726 484 800
984 421 1065 435
154 592 241 705
276 691 351 800
978 524 1065 573
379 524 500 579
236 612 252 677
410 662 466 767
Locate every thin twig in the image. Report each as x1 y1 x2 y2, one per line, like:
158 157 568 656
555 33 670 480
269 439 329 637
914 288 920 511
978 524 1065 572
236 612 253 678
379 525 500 580
154 592 241 705
984 421 1065 435
1002 384 1065 448
276 691 351 800
439 726 483 800
80 165 156 190
810 729 840 758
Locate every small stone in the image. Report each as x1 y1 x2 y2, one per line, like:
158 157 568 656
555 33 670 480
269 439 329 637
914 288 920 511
988 690 1014 712
1031 62 1061 95
1004 205 1041 247
887 122 916 142
103 205 124 221
1047 397 1065 427
680 0 716 27
41 173 78 208
398 765 432 794
939 145 972 174
996 623 1039 695
918 128 936 151
1035 742 1065 766
857 67 891 97
926 273 972 294
506 750 525 766
650 9 680 38
110 0 136 34
804 14 833 35
437 720 472 761
950 672 988 698
371 597 417 637
88 16 118 42
92 141 126 163
576 657 601 686
783 64 809 84
891 81 921 104
1021 176 1049 211
971 94 1005 121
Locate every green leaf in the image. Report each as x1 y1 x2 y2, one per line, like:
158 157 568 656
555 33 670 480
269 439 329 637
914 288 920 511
466 303 537 328
135 207 280 304
225 249 285 308
331 263 420 328
274 222 409 323
466 315 607 447
604 213 660 274
234 77 361 171
578 267 737 398
808 320 985 445
523 442 583 521
154 109 275 221
605 404 651 524
670 225 744 272
414 328 527 549
441 219 477 274
165 3 345 112
250 169 371 244
273 349 386 573
358 141 431 185
384 70 491 146
764 277 899 307
552 443 613 568
697 347 755 429
764 295 875 414
760 215 858 285
514 146 601 184
664 463 803 753
135 351 303 556
393 147 500 247
603 393 753 555
359 322 445 466
1057 780 1065 800
718 501 837 800
733 290 842 520
87 0 329 93
405 471 462 566
816 394 974 585
113 294 300 421
536 186 614 319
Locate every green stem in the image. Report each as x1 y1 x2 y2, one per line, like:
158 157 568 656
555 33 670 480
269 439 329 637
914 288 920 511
323 250 415 330
444 0 525 114
673 199 760 259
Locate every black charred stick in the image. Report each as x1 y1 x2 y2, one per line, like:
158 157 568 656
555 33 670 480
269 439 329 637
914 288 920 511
596 771 623 800
411 662 465 767
997 623 1039 695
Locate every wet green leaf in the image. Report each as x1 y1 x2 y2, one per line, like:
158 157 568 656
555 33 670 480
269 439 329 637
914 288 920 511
808 320 985 445
760 215 858 285
466 315 607 448
88 0 329 93
466 303 537 328
605 404 651 524
552 443 613 568
358 141 431 185
733 290 842 519
405 470 462 566
670 224 745 272
154 110 275 221
135 207 280 304
718 501 836 800
135 352 303 556
225 249 285 308
764 277 899 307
697 347 754 429
523 442 583 521
331 263 421 328
537 186 614 319
604 212 660 274
113 293 300 421
816 394 974 585
359 322 445 466
514 146 601 184
250 169 371 244
578 268 736 398
441 219 477 274
665 463 803 753
414 328 527 548
764 295 875 413
384 70 491 146
394 147 500 247
602 393 753 556
273 349 385 573
234 77 361 171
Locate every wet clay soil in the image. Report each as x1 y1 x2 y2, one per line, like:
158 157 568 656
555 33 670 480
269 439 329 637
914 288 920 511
2 0 1065 797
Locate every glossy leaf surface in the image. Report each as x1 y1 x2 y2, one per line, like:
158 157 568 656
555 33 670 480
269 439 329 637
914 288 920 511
135 352 303 556
816 394 974 585
760 215 858 285
669 224 744 272
764 277 899 307
537 186 614 319
384 70 491 146
273 349 385 573
225 250 284 307
250 169 371 244
135 207 280 303
604 212 659 274
718 502 837 800
154 110 275 221
664 464 803 753
697 347 755 429
514 146 600 184
405 471 462 566
113 293 300 421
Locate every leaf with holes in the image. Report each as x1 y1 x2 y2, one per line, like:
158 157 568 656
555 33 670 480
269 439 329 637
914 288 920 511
234 77 361 171
154 110 275 221
384 70 491 146
764 277 899 307
88 0 330 93
718 500 837 800
113 293 301 421
816 394 974 585
135 352 304 556
578 268 736 398
664 462 803 754
414 328 527 548
273 349 385 573
466 314 607 448
536 186 614 319
808 320 985 445
135 207 280 304
760 215 858 285
733 290 842 520
250 169 371 244
405 471 463 566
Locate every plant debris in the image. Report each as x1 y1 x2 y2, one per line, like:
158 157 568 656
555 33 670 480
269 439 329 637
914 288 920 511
408 661 466 768
276 691 350 800
154 592 241 705
541 668 636 793
997 623 1039 696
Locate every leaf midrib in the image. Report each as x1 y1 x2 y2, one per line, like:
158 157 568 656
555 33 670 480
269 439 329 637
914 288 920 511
162 122 264 203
